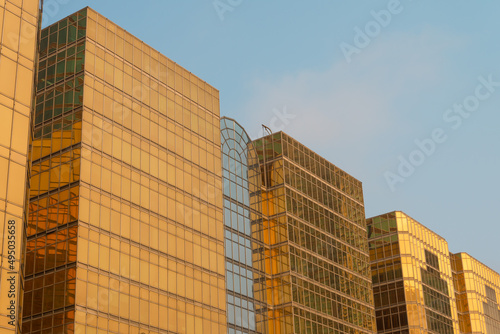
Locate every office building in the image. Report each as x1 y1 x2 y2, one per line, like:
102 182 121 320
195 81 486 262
23 7 226 333
451 252 500 334
253 132 376 334
0 0 42 332
367 211 460 334
220 117 267 334
9 4 499 334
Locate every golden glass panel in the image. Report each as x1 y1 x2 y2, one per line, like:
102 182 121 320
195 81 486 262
14 65 33 105
0 105 13 148
2 9 21 53
0 56 17 97
20 6 225 333
7 161 25 205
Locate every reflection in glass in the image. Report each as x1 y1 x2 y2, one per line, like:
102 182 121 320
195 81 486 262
221 117 267 334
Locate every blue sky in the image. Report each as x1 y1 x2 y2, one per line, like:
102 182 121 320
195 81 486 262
44 1 500 272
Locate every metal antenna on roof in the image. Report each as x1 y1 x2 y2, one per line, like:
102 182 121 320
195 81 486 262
262 124 272 136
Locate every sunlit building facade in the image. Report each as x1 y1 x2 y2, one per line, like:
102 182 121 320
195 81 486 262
4 4 500 334
253 132 376 334
451 252 500 334
220 117 267 334
23 7 227 333
367 211 460 334
0 0 42 332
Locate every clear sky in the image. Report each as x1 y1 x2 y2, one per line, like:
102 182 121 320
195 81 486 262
43 1 500 272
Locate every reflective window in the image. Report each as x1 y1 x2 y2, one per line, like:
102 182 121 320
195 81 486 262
221 118 267 333
25 7 226 334
368 212 460 334
0 0 42 332
253 133 375 333
451 253 500 334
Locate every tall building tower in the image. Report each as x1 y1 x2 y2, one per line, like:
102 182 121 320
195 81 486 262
23 8 226 333
220 117 267 334
451 252 500 334
253 132 376 334
0 0 42 332
367 211 460 334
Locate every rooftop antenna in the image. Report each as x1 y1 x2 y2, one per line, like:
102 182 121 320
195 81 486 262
262 124 272 136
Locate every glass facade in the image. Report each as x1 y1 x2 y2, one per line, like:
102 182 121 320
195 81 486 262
2 4 499 334
253 132 376 334
23 7 226 333
451 252 500 334
220 117 267 334
0 0 42 332
367 211 460 334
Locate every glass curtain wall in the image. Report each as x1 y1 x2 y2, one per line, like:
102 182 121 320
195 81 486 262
0 0 42 332
367 211 460 334
24 7 227 333
451 252 500 334
254 132 376 334
221 117 267 334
